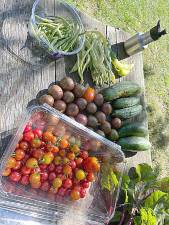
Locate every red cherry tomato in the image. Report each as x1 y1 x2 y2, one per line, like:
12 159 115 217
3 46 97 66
13 161 22 170
81 181 89 188
55 165 63 174
6 157 16 169
58 187 66 197
21 166 31 175
57 174 65 181
33 128 42 138
26 158 38 169
80 151 88 159
40 171 48 182
80 188 87 198
24 125 32 133
29 173 40 184
40 181 50 192
20 175 29 185
31 138 41 148
75 157 83 167
70 160 76 169
48 163 55 172
23 131 34 142
87 172 95 182
39 164 48 171
31 167 41 174
48 172 56 181
15 149 25 160
63 178 72 189
42 152 54 165
19 141 29 150
31 182 41 189
32 149 44 160
83 87 95 102
73 185 81 192
71 189 80 200
9 171 21 182
2 168 11 176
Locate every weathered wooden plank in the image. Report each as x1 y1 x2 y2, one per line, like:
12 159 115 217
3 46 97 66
115 28 151 167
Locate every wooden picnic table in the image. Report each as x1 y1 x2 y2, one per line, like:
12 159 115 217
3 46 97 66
0 0 151 224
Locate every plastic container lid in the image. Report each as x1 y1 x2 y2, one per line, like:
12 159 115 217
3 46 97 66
0 104 125 225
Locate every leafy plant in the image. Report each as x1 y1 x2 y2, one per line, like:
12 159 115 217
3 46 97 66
109 163 169 225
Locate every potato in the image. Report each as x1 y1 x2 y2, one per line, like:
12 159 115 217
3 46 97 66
39 94 54 106
94 93 104 106
86 103 97 114
96 130 105 137
59 77 75 91
73 84 85 98
63 91 75 103
76 114 88 126
45 114 59 125
87 115 98 128
66 103 79 117
48 85 63 100
95 111 106 124
76 98 87 111
101 121 111 134
111 118 122 129
53 122 66 137
54 100 66 113
101 103 112 115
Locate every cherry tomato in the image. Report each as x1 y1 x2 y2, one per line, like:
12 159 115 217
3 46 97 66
26 158 38 169
40 171 48 182
70 160 76 169
57 174 65 181
24 125 32 133
59 149 66 158
42 131 54 142
65 189 71 197
9 171 21 182
42 152 54 165
22 154 29 164
67 152 75 161
20 175 29 185
55 165 63 174
54 156 62 165
73 185 81 192
13 161 22 170
21 166 31 175
63 157 70 165
71 189 80 200
48 172 56 181
39 164 48 171
60 138 69 149
40 181 50 192
76 169 86 181
53 177 62 188
15 149 25 160
2 168 11 176
83 157 100 173
83 87 95 102
33 128 42 138
31 167 41 174
80 188 87 198
16 144 19 149
19 141 29 150
87 172 95 182
31 138 41 148
46 144 59 153
58 187 66 196
51 136 57 144
31 182 41 189
32 149 44 160
23 131 34 142
75 157 83 167
29 173 40 184
49 187 58 195
6 157 16 169
63 165 72 175
63 178 72 189
71 144 80 154
80 151 88 159
82 181 89 188
48 163 55 172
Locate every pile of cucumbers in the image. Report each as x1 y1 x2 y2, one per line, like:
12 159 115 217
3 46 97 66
102 81 151 152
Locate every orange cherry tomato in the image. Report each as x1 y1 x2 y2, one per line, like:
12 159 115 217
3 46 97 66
42 152 54 165
71 144 80 154
63 157 70 164
87 172 95 182
54 156 62 165
83 87 95 102
29 173 40 184
46 144 59 153
6 157 16 169
51 136 57 144
59 149 66 158
15 149 25 160
26 158 38 169
60 138 69 149
63 165 72 175
2 168 11 176
67 152 75 160
42 131 54 142
71 189 80 200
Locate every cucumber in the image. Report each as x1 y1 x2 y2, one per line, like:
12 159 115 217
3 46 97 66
112 105 142 119
118 123 148 138
112 97 140 109
102 81 141 101
117 136 151 152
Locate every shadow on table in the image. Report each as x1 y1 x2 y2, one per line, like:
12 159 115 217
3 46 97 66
0 129 16 158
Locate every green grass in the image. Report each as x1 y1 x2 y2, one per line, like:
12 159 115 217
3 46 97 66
66 0 169 176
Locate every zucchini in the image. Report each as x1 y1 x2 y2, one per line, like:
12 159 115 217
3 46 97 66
112 105 143 119
117 136 151 152
118 123 148 138
112 97 140 109
102 81 141 101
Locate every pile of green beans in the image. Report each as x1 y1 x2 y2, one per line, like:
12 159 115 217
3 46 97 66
35 15 81 52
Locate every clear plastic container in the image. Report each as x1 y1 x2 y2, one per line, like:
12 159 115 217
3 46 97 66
28 0 85 58
0 104 125 225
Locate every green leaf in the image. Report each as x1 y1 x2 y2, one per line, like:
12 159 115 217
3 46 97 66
135 163 156 183
110 211 121 223
151 177 169 193
121 174 130 203
140 207 157 225
144 190 166 209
